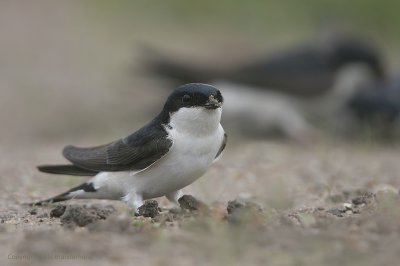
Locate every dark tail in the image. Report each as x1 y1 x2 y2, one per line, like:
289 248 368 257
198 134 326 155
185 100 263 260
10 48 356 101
140 46 222 84
31 193 71 206
37 164 98 176
31 182 97 206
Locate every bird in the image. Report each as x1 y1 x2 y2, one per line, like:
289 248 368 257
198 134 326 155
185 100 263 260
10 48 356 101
348 77 400 127
34 83 227 212
142 37 384 97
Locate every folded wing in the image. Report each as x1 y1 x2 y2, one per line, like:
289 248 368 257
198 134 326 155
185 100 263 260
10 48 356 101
38 121 173 175
63 137 172 172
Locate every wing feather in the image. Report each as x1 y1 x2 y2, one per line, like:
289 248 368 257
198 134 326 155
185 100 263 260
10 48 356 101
62 122 172 172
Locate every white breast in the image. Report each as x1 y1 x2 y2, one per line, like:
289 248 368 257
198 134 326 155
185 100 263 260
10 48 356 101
92 107 225 200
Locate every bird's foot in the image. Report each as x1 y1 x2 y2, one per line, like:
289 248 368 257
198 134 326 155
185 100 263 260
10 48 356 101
165 190 183 206
122 192 144 214
178 194 209 213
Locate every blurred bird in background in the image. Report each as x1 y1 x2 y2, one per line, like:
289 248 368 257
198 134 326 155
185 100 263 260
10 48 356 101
143 37 384 95
347 77 400 136
141 35 387 140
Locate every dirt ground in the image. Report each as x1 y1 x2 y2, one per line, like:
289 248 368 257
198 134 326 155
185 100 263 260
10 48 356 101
1 2 400 266
1 138 400 266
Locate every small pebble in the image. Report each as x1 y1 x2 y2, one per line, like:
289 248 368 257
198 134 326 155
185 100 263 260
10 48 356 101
50 205 66 218
352 192 375 205
179 195 208 212
227 199 263 215
37 213 49 219
326 208 345 217
28 209 38 215
138 200 159 218
226 199 264 225
343 203 353 210
60 205 115 227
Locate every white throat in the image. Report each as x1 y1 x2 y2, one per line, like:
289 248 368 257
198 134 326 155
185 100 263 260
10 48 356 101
168 107 222 136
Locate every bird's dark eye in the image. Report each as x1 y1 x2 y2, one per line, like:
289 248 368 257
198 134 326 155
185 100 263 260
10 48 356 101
182 94 191 103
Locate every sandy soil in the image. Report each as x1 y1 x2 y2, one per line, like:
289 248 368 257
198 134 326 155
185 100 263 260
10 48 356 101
1 139 400 266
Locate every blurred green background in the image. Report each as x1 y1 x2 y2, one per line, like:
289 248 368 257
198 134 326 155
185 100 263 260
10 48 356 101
1 0 399 147
88 0 400 45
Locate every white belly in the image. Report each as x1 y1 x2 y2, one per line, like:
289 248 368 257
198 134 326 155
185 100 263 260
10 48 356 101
135 124 224 198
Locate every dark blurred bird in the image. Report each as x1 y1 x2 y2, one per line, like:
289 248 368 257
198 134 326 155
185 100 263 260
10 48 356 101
140 37 386 140
143 38 384 96
348 78 400 125
34 83 226 212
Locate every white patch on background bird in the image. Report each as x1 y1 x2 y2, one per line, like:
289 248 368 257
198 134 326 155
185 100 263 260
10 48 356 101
215 81 312 141
215 63 377 141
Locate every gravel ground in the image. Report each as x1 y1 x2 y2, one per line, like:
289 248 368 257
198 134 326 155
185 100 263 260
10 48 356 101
1 139 400 266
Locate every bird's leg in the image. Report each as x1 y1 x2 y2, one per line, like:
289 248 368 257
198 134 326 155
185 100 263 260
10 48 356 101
122 192 144 213
165 189 182 206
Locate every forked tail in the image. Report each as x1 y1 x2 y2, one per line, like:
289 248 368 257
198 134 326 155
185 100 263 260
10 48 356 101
31 182 97 206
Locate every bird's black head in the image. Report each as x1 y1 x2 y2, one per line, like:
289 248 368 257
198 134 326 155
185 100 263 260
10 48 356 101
327 39 385 78
163 83 223 113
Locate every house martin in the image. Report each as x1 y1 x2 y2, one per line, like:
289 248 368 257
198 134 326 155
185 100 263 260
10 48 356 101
34 83 227 212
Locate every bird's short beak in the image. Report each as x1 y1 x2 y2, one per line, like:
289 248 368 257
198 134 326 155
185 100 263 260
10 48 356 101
204 95 222 109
